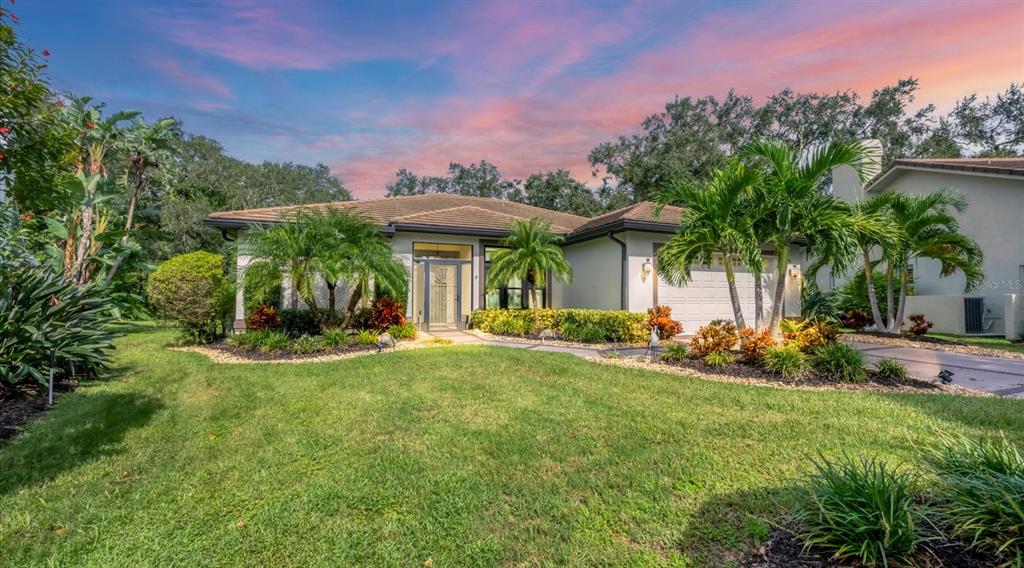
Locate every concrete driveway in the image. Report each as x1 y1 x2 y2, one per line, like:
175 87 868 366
850 342 1024 398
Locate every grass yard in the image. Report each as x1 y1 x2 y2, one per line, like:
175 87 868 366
931 332 1024 354
2 328 1022 566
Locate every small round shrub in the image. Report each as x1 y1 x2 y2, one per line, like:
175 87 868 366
690 320 738 357
367 296 406 330
812 343 867 382
874 358 909 381
321 328 350 348
738 327 775 362
246 304 282 331
387 322 417 340
703 351 734 368
147 251 230 343
647 305 683 339
842 309 870 331
279 308 320 337
794 455 928 567
355 329 380 345
907 314 934 336
762 345 808 380
782 319 838 353
562 322 606 343
660 342 688 363
288 334 324 355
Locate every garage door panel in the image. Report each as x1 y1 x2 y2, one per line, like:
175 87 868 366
656 255 776 331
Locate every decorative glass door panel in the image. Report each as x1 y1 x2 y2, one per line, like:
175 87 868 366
428 264 458 328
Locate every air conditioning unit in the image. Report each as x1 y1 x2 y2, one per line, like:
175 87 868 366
964 297 984 334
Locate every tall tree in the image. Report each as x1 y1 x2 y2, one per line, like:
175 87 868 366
486 218 573 319
947 83 1024 156
386 160 517 199
654 160 763 330
509 169 603 217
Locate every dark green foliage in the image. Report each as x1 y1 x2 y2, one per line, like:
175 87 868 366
0 264 119 392
228 330 290 353
794 455 930 567
812 343 867 382
321 328 350 348
838 270 910 317
660 342 689 362
470 308 648 343
288 335 323 355
762 345 809 380
146 252 230 343
926 434 1024 559
278 308 320 337
874 358 909 381
562 322 606 343
802 286 845 324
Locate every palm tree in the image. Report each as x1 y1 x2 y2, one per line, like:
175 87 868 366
486 218 572 320
654 160 763 330
883 190 983 333
741 140 874 336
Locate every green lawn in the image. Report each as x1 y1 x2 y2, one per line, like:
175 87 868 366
931 332 1024 354
2 329 1022 566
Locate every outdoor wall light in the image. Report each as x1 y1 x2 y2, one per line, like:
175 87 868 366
641 259 653 281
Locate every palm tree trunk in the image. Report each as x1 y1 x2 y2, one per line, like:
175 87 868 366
327 281 337 317
754 272 764 329
723 255 747 330
890 269 910 334
885 264 895 329
62 212 79 278
103 165 144 285
768 243 789 338
344 280 364 327
862 250 887 330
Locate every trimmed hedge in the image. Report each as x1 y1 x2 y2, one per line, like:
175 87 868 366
470 308 648 343
147 251 231 343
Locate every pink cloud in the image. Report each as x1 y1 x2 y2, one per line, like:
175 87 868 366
152 57 234 104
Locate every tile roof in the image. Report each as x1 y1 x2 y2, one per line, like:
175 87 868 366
204 194 682 238
866 157 1024 191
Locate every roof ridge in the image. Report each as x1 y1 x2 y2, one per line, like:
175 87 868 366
390 204 515 221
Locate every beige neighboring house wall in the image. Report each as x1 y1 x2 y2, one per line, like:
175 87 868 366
832 158 1024 336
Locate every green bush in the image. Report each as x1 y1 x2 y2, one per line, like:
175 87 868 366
838 270 912 317
147 251 230 343
470 308 648 343
794 455 929 567
926 434 1024 559
321 328 350 348
355 330 380 345
874 358 909 381
288 334 324 355
229 330 290 353
1 264 120 393
562 322 606 343
762 345 809 380
703 351 734 368
279 308 320 337
660 343 688 363
812 343 867 382
387 322 417 340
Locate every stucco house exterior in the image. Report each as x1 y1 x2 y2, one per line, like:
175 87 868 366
830 157 1024 339
205 195 806 333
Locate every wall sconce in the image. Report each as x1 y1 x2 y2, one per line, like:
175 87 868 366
641 258 653 282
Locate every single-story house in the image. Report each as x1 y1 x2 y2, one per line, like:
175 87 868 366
830 157 1024 339
205 194 807 333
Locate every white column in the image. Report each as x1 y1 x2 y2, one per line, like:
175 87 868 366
233 254 252 332
1005 294 1022 341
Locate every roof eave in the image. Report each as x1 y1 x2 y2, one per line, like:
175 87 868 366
563 219 677 244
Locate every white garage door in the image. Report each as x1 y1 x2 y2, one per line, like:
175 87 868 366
656 254 776 332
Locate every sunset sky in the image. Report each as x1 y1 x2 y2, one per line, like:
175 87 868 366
16 0 1024 198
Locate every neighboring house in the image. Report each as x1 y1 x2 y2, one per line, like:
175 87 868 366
205 194 806 333
831 158 1024 339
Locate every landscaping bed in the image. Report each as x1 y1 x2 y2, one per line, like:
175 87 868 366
843 331 1024 360
0 382 76 444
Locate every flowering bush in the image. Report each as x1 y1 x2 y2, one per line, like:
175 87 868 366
647 305 683 339
367 297 406 330
246 304 282 331
690 319 738 357
907 314 933 336
738 327 776 362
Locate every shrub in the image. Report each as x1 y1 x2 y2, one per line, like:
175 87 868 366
812 343 867 382
387 322 417 340
782 319 838 353
246 304 282 331
762 345 809 380
229 330 290 353
907 314 933 336
321 328 350 348
366 296 406 330
794 455 929 567
660 343 688 363
147 251 230 343
354 330 380 345
647 305 683 339
689 320 738 357
562 322 606 343
279 308 320 337
842 309 871 331
802 286 845 324
351 307 373 330
874 358 909 381
925 434 1024 559
470 308 647 343
288 334 324 355
738 327 775 362
703 351 734 368
0 265 120 393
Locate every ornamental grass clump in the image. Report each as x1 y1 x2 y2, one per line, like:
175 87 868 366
703 351 734 368
762 345 809 380
794 455 931 567
321 328 350 348
229 330 290 353
925 433 1024 560
660 343 688 363
288 334 324 355
874 358 909 381
812 343 867 382
355 330 380 346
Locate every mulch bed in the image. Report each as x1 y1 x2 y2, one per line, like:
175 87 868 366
842 332 1024 361
742 526 1004 567
599 355 984 396
0 382 75 445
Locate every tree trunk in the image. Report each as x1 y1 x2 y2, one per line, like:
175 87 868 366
890 269 910 334
753 272 764 329
723 255 747 330
62 212 79 278
862 250 887 331
885 264 895 329
326 281 337 320
104 164 144 284
768 243 789 338
344 280 364 327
